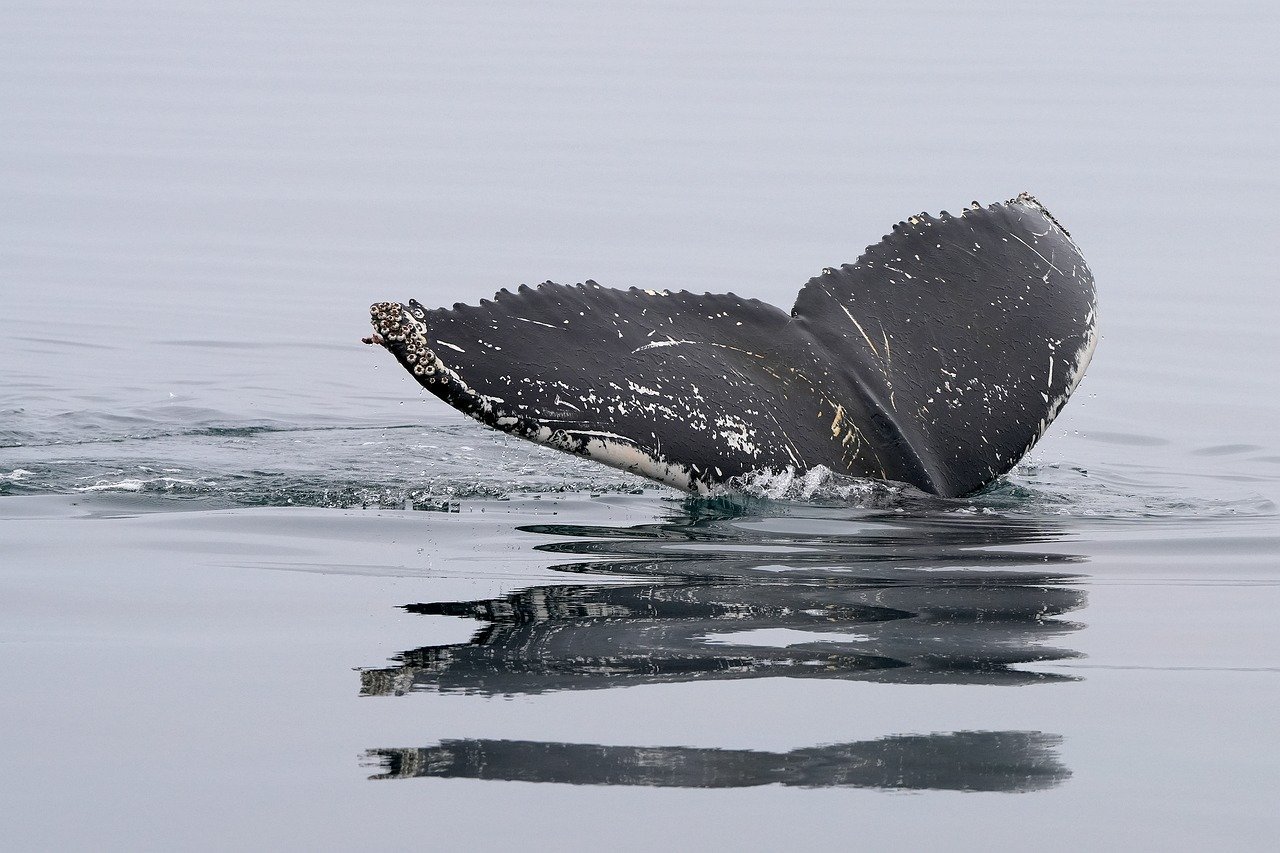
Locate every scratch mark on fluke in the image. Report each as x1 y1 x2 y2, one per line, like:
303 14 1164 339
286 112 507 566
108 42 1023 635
365 194 1097 498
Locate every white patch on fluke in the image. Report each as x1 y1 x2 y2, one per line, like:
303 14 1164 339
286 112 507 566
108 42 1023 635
632 337 697 353
715 414 760 457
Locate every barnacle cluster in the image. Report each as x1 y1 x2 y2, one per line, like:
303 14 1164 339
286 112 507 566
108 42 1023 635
368 302 446 385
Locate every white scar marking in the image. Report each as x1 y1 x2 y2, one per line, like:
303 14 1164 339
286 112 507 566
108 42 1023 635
436 340 466 353
516 317 558 329
1009 232 1063 276
632 338 697 353
569 429 633 442
835 299 880 357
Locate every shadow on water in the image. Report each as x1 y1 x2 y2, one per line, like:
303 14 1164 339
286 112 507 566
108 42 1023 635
364 495 1087 792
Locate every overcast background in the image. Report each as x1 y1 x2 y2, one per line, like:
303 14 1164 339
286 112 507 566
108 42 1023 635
4 0 1277 480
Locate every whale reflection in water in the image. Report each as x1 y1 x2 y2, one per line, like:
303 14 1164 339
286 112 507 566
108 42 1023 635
367 731 1068 792
361 507 1087 696
362 501 1086 792
361 575 1083 695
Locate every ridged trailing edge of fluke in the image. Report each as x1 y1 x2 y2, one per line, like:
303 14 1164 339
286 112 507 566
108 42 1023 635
365 193 1097 498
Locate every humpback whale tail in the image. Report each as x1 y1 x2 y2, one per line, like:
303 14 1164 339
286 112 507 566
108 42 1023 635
366 194 1097 498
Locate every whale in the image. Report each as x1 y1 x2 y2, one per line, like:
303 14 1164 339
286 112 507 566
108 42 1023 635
365 193 1097 498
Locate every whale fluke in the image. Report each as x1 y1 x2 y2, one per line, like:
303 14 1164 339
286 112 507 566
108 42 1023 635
366 194 1096 497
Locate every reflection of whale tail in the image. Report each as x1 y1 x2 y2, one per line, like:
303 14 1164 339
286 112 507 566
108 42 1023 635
359 578 1085 696
366 731 1069 792
368 194 1096 497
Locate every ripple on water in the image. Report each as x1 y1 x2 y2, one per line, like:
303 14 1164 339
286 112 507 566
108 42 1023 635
1 414 1274 521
